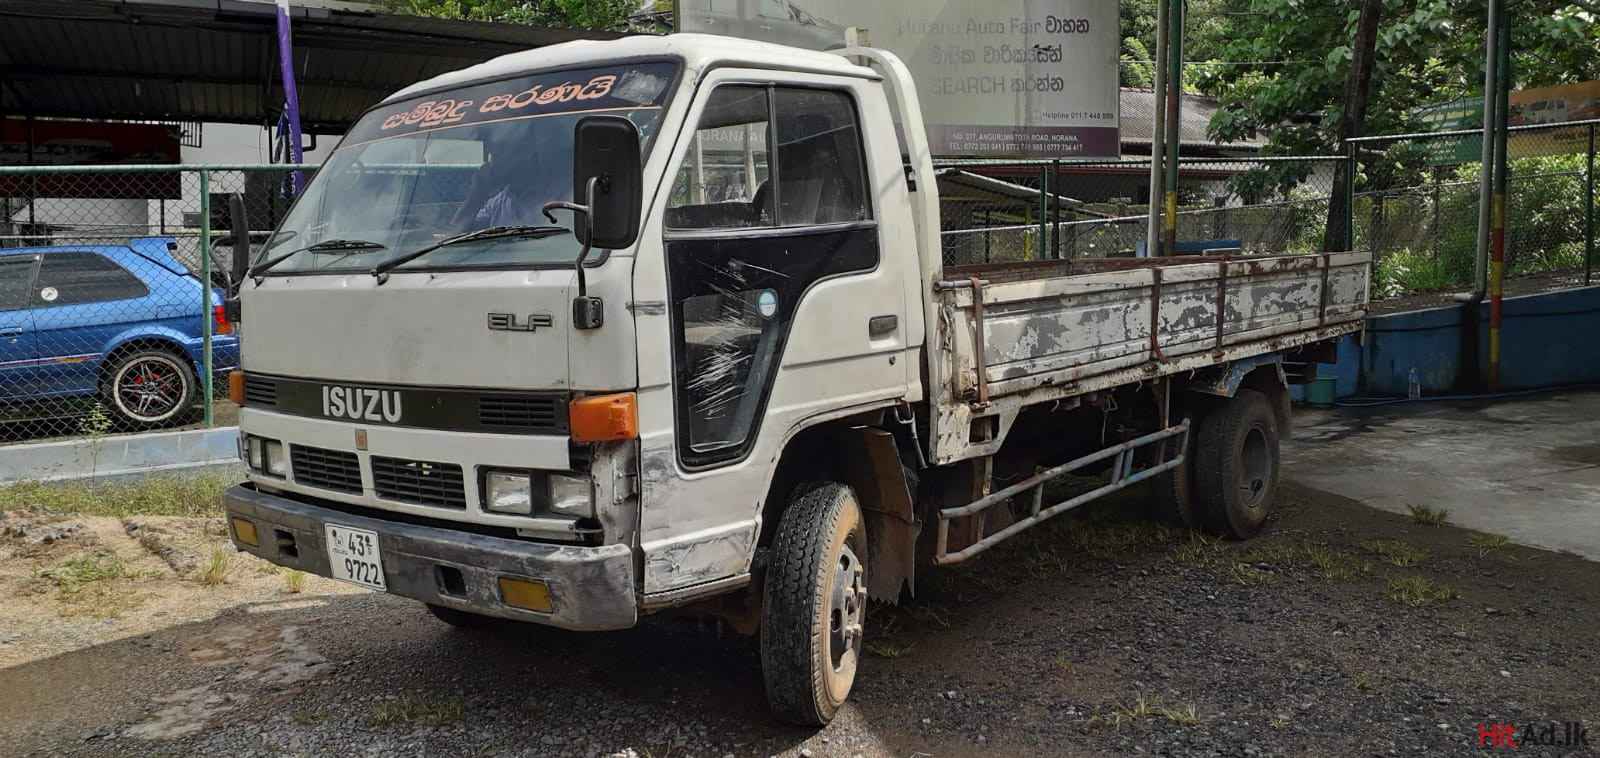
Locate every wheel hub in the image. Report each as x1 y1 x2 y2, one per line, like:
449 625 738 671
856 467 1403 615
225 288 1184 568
118 359 180 419
1238 425 1271 508
828 543 865 672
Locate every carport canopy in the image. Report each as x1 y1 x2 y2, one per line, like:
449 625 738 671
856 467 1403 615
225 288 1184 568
0 0 620 134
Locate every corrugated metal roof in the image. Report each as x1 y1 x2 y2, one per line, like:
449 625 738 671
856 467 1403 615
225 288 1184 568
1119 89 1267 151
0 0 620 132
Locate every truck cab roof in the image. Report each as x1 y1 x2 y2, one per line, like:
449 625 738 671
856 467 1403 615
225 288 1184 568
384 33 876 105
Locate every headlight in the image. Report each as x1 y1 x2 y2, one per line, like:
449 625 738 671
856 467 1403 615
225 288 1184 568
246 437 264 470
265 440 287 477
548 474 593 518
484 471 534 514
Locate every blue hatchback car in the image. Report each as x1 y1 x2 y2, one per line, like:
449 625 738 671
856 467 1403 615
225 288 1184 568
0 237 240 428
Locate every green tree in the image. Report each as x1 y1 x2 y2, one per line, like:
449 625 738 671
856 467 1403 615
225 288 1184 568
375 0 636 31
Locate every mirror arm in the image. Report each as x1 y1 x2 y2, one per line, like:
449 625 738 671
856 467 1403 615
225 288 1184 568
539 176 601 297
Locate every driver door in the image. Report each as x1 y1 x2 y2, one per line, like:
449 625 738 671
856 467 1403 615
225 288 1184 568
632 72 916 596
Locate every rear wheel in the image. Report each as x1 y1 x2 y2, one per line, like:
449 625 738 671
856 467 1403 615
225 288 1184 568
1148 426 1203 530
1193 388 1280 538
103 349 196 429
761 483 867 726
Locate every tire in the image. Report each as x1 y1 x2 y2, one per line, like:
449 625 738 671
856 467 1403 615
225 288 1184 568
1193 388 1280 539
761 483 868 726
1148 427 1203 530
103 349 197 428
424 603 501 630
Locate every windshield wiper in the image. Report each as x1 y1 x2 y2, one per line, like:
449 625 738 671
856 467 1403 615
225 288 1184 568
369 225 570 283
248 238 387 279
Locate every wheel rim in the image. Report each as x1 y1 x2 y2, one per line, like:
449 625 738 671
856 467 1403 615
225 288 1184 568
1237 424 1272 509
826 541 865 674
115 356 184 422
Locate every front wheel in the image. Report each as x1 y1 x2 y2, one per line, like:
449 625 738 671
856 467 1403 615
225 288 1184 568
1193 388 1281 538
103 349 196 428
760 483 868 726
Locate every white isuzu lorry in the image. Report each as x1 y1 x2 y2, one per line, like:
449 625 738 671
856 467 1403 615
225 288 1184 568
223 34 1368 724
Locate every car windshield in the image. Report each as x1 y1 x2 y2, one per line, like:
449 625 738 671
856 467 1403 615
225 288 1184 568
262 61 677 275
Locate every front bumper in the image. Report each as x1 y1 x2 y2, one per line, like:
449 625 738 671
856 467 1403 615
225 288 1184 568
224 484 637 631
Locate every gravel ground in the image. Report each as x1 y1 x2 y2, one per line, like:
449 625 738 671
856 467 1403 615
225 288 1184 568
3 480 1598 757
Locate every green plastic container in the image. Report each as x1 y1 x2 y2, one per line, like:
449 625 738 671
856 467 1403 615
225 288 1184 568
1305 375 1338 408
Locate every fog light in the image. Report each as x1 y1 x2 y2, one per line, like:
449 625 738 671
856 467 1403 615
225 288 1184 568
548 474 593 518
497 577 552 613
484 471 534 514
231 517 259 547
265 440 287 476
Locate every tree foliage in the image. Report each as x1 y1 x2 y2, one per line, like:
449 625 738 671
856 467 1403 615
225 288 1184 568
375 0 636 31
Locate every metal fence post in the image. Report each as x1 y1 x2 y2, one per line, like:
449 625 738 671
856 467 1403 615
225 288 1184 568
198 169 214 428
1037 164 1048 261
1588 122 1595 287
1051 159 1061 259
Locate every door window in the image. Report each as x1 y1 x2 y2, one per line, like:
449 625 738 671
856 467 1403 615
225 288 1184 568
0 256 38 312
665 83 877 466
33 252 149 307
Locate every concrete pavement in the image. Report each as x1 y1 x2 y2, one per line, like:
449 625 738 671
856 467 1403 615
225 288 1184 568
1283 390 1600 561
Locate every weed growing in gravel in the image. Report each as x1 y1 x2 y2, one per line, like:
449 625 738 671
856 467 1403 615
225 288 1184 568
1351 672 1377 690
1091 695 1203 727
1386 575 1461 607
903 602 952 629
1269 716 1291 729
1302 545 1368 580
1168 533 1227 567
282 569 306 594
865 640 915 659
30 552 151 618
0 471 230 518
1408 505 1451 526
1226 563 1280 585
368 698 463 727
1468 533 1510 556
199 548 232 586
1361 540 1429 567
291 709 326 726
1053 655 1074 673
1450 622 1480 637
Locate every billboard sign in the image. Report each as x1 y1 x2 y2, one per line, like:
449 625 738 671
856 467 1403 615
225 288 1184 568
677 0 1121 158
1414 80 1600 165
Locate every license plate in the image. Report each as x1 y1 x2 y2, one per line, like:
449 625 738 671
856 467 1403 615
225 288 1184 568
325 523 386 590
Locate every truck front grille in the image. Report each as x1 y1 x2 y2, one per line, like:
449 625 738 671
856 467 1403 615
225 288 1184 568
478 395 568 434
371 456 466 510
290 445 363 494
242 375 277 406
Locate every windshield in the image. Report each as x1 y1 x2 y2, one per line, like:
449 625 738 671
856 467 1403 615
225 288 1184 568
263 61 677 274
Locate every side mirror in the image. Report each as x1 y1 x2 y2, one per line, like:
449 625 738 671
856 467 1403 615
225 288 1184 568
572 115 641 250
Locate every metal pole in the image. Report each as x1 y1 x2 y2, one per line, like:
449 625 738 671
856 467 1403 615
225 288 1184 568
1488 4 1509 391
1587 122 1595 287
1471 0 1500 301
199 170 214 428
1163 0 1184 256
1051 159 1061 259
1145 0 1170 257
1037 164 1047 261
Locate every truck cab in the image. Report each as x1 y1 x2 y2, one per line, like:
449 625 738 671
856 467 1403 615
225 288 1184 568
224 34 1366 725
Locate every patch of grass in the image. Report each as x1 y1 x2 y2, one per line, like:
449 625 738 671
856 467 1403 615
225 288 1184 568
0 471 230 518
55 552 130 592
368 698 463 727
1468 532 1510 556
1386 575 1461 607
1361 540 1429 567
33 552 151 618
1168 533 1227 567
903 602 952 629
864 640 914 659
1225 563 1280 585
291 709 326 726
1450 622 1480 637
1304 545 1368 581
282 569 306 594
1053 655 1074 673
1351 671 1377 690
1269 716 1291 729
1091 695 1203 728
1408 504 1451 526
199 547 232 586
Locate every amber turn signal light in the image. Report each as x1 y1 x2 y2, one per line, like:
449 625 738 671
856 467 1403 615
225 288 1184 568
569 393 638 442
228 371 245 405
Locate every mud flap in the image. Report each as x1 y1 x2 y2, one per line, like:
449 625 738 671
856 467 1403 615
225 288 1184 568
834 427 919 603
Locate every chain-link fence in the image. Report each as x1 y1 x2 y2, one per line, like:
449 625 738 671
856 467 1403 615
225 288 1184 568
933 156 1345 266
0 164 308 443
1351 119 1599 300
